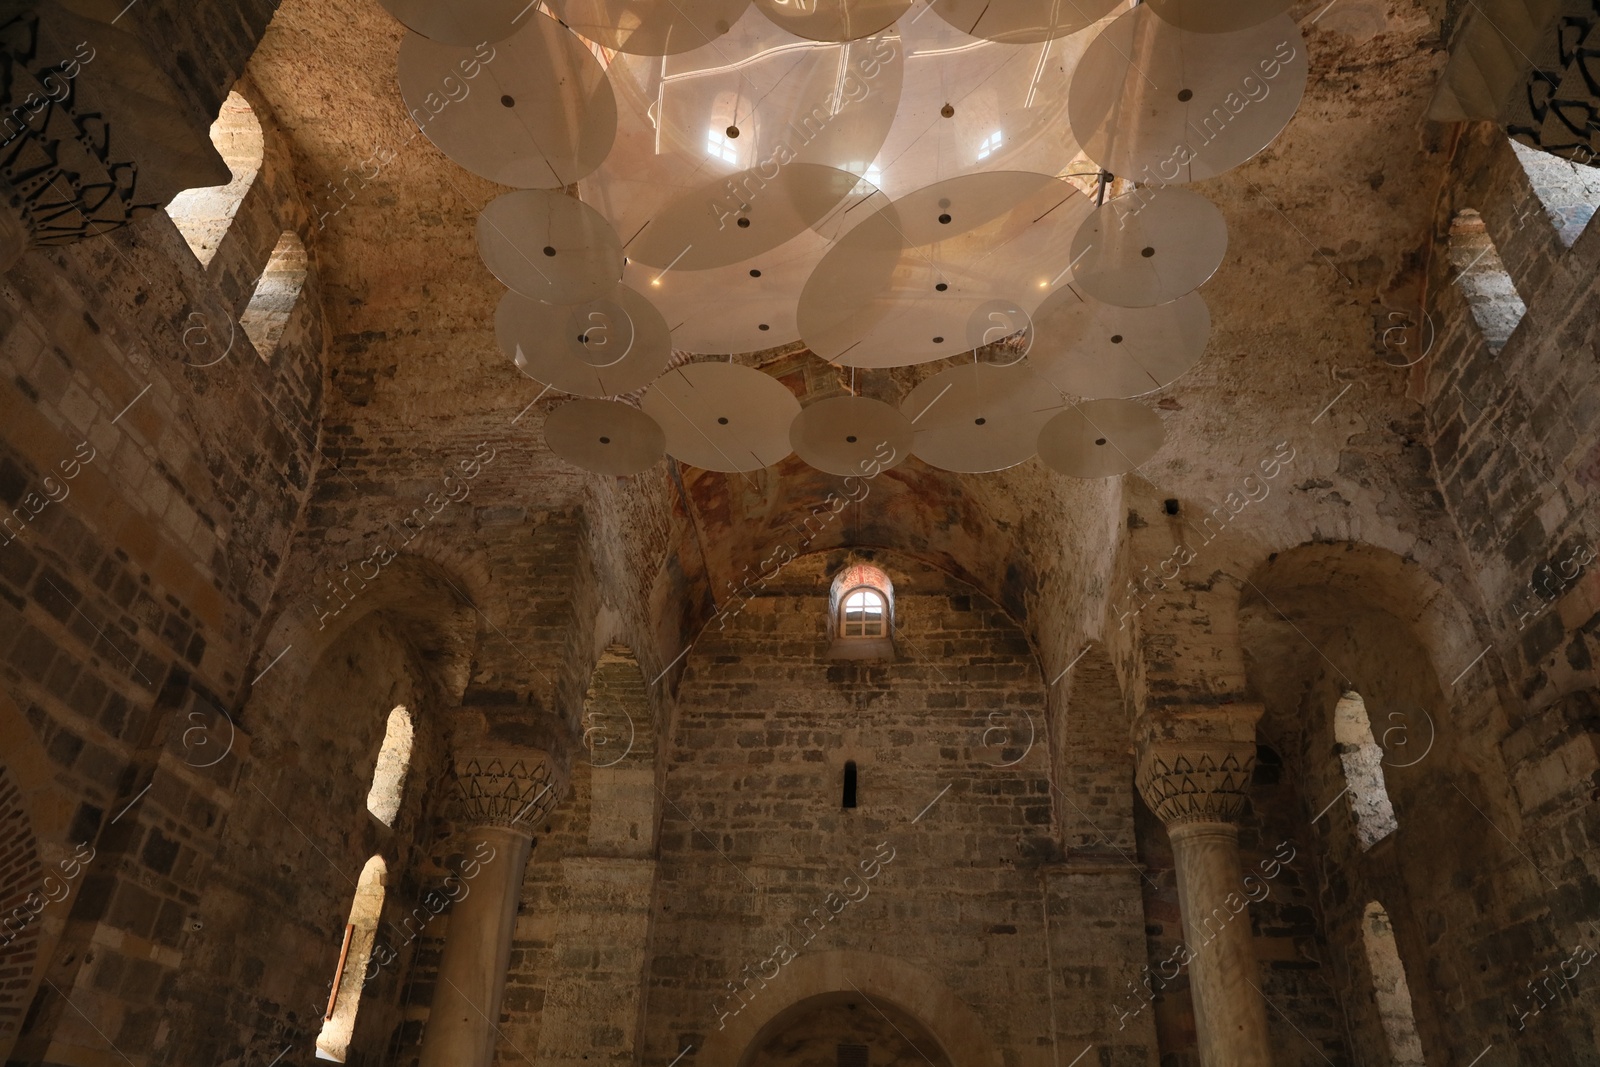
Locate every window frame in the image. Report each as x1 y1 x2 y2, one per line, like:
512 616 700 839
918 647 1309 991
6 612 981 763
838 585 889 639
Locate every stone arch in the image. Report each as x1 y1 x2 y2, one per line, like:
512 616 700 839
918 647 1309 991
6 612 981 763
1238 541 1485 1067
741 992 953 1066
1239 540 1483 716
167 89 263 267
697 950 1002 1067
252 549 490 714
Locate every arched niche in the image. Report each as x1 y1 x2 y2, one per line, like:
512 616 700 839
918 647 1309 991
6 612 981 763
640 438 1117 695
741 991 953 1067
1237 540 1478 1067
697 950 1001 1067
249 551 486 728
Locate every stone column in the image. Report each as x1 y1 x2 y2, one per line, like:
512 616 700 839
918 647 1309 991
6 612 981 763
1136 708 1273 1067
418 751 567 1067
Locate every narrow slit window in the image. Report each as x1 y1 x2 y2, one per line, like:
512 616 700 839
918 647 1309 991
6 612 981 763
241 231 309 360
1334 691 1399 850
1361 902 1426 1066
365 705 414 827
841 588 887 638
843 760 858 809
1448 208 1527 352
315 855 387 1062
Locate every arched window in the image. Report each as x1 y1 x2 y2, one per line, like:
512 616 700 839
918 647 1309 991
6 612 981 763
365 706 413 827
167 91 263 267
1334 691 1398 850
1448 208 1526 353
828 563 895 658
1361 902 1426 1065
241 231 309 361
840 588 888 637
315 855 387 1062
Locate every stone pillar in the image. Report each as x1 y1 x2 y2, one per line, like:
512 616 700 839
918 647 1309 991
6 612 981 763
1136 707 1273 1067
418 751 567 1067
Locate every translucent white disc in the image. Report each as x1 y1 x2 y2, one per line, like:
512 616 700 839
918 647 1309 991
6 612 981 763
1037 399 1164 477
498 285 673 396
1028 290 1210 399
476 190 623 305
1146 0 1296 34
378 0 532 45
868 12 1106 198
623 227 831 353
641 362 802 471
546 0 752 55
580 8 904 249
398 14 616 188
798 171 1093 368
544 399 666 476
901 363 1060 473
789 396 914 476
627 164 880 272
1069 8 1308 184
753 0 913 42
927 0 1122 44
1070 188 1228 308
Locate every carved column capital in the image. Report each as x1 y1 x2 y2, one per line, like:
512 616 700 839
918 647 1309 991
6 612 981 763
1134 705 1262 828
452 751 568 835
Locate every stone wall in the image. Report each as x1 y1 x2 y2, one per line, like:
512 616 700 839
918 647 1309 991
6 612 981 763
638 552 1059 1065
0 67 330 1067
0 762 43 1056
1427 124 1600 712
1421 123 1600 1064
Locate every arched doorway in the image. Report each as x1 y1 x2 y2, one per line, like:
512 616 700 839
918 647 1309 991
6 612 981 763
742 992 954 1067
695 950 1001 1067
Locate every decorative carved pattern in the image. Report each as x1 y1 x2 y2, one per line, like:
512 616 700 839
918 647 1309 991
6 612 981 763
1136 743 1256 827
454 755 563 831
0 11 142 244
1507 2 1600 164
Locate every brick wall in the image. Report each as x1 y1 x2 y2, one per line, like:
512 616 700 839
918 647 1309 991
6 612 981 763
0 763 42 1057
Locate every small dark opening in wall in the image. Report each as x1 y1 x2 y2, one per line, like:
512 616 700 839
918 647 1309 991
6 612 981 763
1164 498 1180 515
838 1043 869 1067
843 760 858 809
